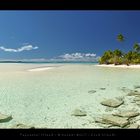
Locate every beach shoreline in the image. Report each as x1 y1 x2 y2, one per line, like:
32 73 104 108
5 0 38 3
96 64 140 68
27 67 55 72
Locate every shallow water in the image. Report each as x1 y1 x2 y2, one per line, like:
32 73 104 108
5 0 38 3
0 63 140 128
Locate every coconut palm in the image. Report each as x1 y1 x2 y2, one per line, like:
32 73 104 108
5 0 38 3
113 49 123 65
117 34 124 42
99 50 113 64
113 49 123 57
133 43 140 53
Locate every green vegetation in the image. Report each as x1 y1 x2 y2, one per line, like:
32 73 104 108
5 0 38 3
117 34 124 42
99 34 140 65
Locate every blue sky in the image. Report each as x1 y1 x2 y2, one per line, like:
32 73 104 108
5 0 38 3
0 11 140 61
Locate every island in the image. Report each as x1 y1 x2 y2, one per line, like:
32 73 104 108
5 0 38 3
98 34 140 67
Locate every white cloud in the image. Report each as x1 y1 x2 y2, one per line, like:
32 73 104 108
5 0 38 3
0 45 38 52
85 53 96 57
57 52 99 62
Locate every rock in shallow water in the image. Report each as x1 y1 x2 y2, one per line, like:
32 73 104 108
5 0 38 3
0 113 12 123
88 90 96 94
100 88 106 90
113 111 139 119
94 117 107 124
127 92 140 96
133 97 140 102
134 85 140 89
136 101 140 105
71 109 87 116
101 99 124 108
102 115 129 128
13 123 35 129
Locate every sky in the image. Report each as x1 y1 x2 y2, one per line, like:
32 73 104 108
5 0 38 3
0 11 140 61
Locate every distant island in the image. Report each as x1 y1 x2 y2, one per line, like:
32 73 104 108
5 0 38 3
99 34 140 66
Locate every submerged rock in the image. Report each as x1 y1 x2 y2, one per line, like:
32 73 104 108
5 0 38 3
101 99 124 108
134 90 139 92
127 92 140 96
100 88 106 90
134 85 140 89
102 114 129 128
94 117 107 124
88 90 96 94
0 113 12 123
13 123 35 129
136 101 140 105
135 95 140 97
133 97 140 102
71 109 87 117
113 111 139 119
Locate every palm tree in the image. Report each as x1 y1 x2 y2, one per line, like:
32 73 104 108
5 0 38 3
113 49 122 57
117 34 124 42
125 51 133 63
99 50 113 64
115 34 125 65
113 49 123 65
133 43 140 53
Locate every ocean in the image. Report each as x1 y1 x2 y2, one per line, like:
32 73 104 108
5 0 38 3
0 63 140 128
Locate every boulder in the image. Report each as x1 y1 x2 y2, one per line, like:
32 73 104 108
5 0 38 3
101 99 124 108
134 85 140 89
71 109 87 117
102 114 129 128
88 90 96 94
13 123 35 129
127 92 140 96
113 111 139 119
0 113 12 123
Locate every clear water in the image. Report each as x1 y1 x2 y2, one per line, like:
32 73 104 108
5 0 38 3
0 63 140 128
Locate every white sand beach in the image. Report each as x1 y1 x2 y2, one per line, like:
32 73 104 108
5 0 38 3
96 64 140 68
1 63 140 128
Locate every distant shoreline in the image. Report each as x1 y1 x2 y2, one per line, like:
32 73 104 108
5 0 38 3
96 64 140 68
0 61 98 64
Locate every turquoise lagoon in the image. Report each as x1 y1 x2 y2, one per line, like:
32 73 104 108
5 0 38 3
0 63 140 128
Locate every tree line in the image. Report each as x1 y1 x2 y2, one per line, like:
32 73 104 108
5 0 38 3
99 34 140 65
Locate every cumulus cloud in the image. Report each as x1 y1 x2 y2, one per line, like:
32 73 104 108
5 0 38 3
57 52 99 62
0 45 38 52
59 52 96 59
